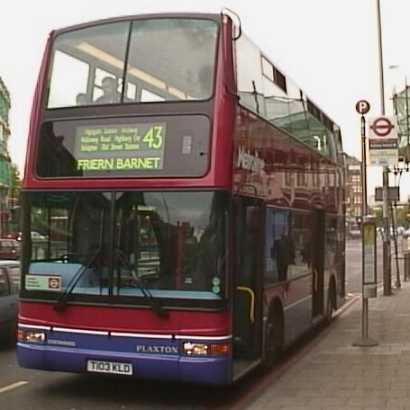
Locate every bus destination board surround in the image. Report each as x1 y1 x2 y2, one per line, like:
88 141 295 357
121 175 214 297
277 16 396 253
75 123 166 172
36 115 210 178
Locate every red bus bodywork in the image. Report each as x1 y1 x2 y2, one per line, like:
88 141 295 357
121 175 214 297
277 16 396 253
17 13 345 385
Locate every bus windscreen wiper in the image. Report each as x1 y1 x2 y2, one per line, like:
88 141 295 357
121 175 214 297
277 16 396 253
116 249 168 318
54 249 101 312
134 275 169 318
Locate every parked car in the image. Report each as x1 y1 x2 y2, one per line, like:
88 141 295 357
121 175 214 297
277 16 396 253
3 232 19 240
0 239 20 260
348 228 361 239
0 261 20 343
4 231 47 242
403 228 410 239
396 226 405 236
30 231 47 240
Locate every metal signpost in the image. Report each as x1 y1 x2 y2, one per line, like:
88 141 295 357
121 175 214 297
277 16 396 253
374 186 400 202
369 116 399 296
375 0 393 298
368 116 398 167
353 100 378 347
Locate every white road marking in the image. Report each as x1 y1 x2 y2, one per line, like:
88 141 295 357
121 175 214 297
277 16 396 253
0 381 29 394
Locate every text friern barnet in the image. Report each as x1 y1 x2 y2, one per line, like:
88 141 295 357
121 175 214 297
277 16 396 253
77 157 162 171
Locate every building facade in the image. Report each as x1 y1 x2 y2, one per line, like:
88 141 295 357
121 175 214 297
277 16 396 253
0 77 12 235
344 154 362 221
393 86 410 162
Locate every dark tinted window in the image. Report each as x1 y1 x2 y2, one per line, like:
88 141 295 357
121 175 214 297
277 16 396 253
264 208 312 284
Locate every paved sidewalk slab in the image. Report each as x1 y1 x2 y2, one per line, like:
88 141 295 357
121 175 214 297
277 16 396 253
246 282 410 410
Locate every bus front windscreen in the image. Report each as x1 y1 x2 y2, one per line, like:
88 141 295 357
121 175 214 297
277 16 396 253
47 18 218 108
21 191 226 305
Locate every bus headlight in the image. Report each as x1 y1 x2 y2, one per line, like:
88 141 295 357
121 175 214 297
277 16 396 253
17 329 46 344
182 342 230 356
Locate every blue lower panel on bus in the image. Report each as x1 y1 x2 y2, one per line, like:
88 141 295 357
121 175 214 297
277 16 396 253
17 342 230 385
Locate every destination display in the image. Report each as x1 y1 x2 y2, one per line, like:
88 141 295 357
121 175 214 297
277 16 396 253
37 115 210 178
75 123 166 171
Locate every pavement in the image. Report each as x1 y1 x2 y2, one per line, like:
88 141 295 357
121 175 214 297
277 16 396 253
243 277 410 409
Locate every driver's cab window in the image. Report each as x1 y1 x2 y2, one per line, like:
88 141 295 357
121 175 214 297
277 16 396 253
27 192 111 295
116 204 161 283
8 268 20 295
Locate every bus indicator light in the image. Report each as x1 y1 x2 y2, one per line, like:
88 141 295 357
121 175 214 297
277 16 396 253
182 342 230 356
18 329 46 344
209 343 230 356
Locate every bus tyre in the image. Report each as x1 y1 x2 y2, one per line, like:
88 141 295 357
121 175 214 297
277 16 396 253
261 309 283 370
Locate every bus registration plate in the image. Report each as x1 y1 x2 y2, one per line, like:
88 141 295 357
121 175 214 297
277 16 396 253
87 360 133 376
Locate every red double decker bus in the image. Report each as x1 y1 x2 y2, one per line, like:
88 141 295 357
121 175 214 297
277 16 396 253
17 12 345 385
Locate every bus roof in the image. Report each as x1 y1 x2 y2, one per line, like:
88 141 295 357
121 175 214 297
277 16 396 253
51 13 221 37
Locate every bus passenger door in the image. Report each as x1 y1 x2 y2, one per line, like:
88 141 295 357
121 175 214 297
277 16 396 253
312 210 325 319
232 200 263 371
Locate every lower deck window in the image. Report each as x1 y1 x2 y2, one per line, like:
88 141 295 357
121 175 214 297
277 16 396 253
264 208 312 284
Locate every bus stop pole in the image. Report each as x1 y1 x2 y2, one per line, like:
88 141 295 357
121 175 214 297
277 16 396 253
382 169 392 295
391 201 401 288
353 113 378 347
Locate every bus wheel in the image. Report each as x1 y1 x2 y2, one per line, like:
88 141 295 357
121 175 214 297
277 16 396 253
8 321 17 346
261 308 283 370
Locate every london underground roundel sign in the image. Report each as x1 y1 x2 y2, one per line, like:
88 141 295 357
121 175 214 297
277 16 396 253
370 117 394 137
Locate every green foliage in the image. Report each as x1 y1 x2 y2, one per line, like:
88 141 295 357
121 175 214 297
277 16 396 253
9 164 20 191
395 205 410 228
8 164 21 233
370 206 383 226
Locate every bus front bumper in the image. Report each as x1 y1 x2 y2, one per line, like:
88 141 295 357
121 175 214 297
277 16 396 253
17 342 231 385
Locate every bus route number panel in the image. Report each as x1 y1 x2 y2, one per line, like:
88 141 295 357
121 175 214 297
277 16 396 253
36 115 210 178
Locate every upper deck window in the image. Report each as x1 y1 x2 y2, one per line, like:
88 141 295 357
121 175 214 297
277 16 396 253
47 18 218 109
48 23 129 108
236 33 337 162
126 19 217 102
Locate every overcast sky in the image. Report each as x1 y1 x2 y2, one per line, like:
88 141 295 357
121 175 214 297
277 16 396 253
1 0 409 199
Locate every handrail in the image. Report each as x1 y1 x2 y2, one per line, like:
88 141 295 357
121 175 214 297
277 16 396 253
236 286 255 323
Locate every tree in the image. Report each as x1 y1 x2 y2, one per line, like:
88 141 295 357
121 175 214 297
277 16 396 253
8 163 21 233
9 163 21 194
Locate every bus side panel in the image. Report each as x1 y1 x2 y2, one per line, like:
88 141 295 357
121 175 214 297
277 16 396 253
282 275 312 344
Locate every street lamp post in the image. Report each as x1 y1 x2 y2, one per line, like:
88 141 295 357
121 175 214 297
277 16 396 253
376 0 392 296
406 77 409 151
